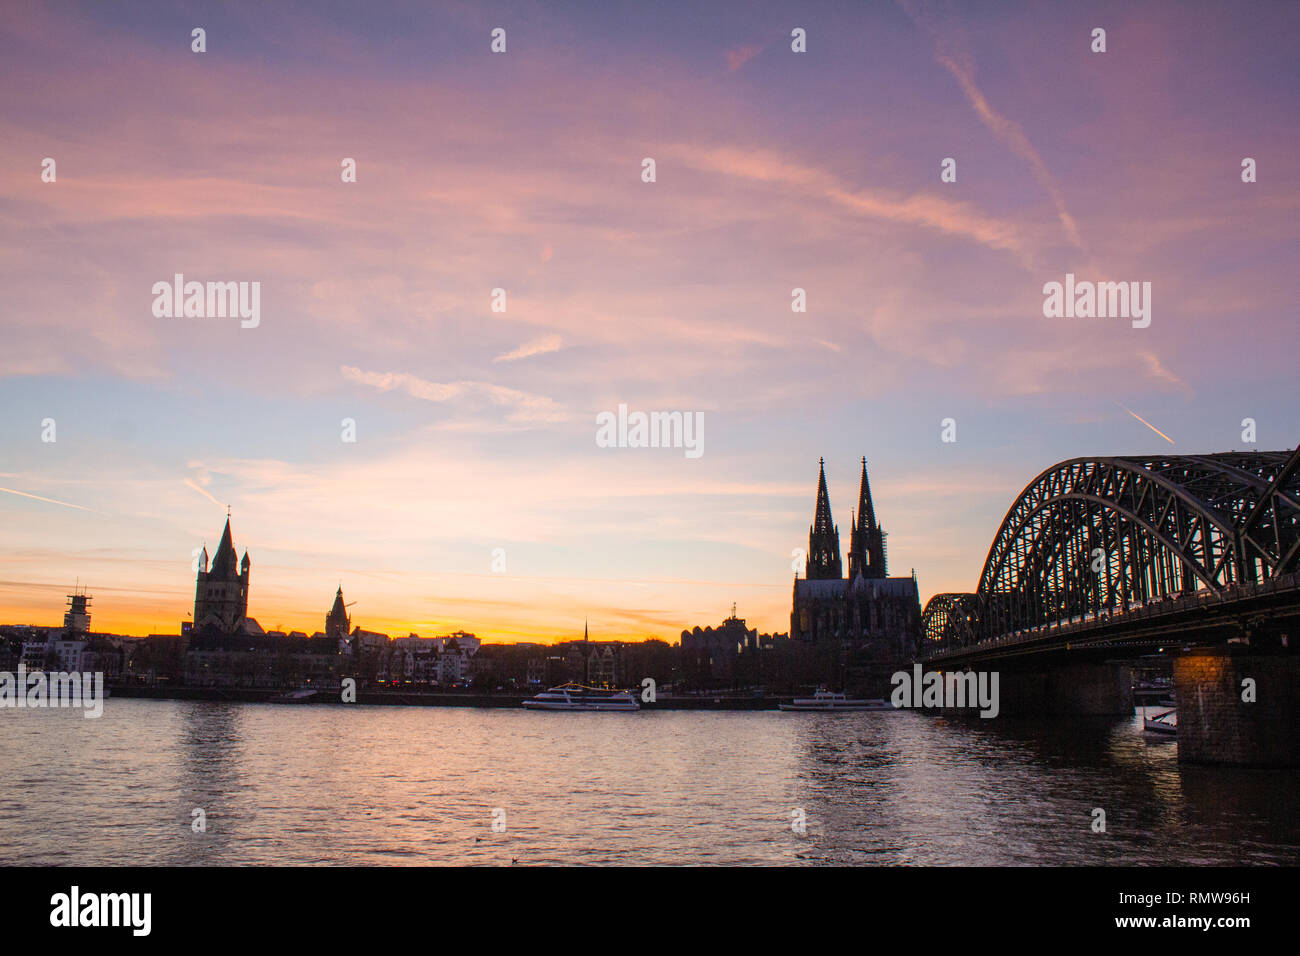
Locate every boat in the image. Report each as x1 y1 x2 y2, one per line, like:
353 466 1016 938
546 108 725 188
522 683 640 711
1143 708 1177 735
779 688 895 712
269 688 318 704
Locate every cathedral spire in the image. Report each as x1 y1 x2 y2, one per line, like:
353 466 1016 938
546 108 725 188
857 457 877 531
806 458 842 580
813 459 834 533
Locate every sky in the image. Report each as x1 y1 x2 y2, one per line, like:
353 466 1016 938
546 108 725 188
1 0 1297 642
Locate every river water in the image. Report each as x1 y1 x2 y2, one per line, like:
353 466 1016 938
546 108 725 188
1 699 1296 865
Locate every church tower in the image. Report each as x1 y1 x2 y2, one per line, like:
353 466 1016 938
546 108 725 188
848 458 887 580
326 586 351 645
193 516 250 634
805 459 842 579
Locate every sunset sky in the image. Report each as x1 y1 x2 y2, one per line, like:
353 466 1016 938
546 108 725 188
2 0 1297 642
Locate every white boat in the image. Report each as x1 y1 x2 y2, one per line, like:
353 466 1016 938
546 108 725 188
1143 708 1177 734
522 683 640 711
780 688 895 712
269 688 318 704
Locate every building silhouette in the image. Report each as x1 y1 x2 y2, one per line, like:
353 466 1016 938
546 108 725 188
791 458 920 659
681 604 786 683
63 588 92 635
326 586 351 649
191 517 250 635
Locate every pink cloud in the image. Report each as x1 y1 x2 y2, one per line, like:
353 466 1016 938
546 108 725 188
726 43 764 71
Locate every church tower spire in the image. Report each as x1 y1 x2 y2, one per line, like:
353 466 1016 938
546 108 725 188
848 457 887 579
192 516 250 635
326 585 351 645
806 458 842 580
210 517 237 578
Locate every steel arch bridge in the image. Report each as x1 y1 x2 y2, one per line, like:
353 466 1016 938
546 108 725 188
921 447 1300 654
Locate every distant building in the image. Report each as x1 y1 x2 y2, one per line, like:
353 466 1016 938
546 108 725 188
587 644 617 686
184 633 340 689
550 622 625 686
438 637 467 683
391 634 437 682
445 631 480 656
326 587 351 651
21 639 53 670
63 590 91 634
124 635 185 683
681 606 786 683
180 520 342 687
790 458 920 660
526 651 559 687
681 607 752 681
188 517 251 636
349 627 391 684
351 627 390 650
15 589 101 674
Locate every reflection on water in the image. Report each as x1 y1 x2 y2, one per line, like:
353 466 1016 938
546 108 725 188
0 699 1296 865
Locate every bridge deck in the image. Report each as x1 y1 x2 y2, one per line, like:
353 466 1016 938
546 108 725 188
921 569 1300 666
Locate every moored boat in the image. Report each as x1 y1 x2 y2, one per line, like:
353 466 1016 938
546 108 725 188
1143 708 1177 734
779 688 895 712
522 683 640 711
269 688 318 704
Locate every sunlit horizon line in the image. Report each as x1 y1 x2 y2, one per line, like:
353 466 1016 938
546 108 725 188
0 600 703 647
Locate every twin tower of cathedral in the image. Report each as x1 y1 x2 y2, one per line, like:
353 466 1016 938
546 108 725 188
806 457 887 581
791 458 921 650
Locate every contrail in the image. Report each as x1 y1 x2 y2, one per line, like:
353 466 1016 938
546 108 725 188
184 479 224 506
0 486 94 511
899 0 1085 251
1117 404 1175 444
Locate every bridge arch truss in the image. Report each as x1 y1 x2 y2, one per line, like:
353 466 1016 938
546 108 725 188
921 448 1300 652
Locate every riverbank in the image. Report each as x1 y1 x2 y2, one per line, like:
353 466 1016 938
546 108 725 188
107 684 783 710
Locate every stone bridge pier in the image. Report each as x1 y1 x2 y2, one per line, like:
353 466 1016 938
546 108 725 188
971 662 1135 717
1173 645 1300 767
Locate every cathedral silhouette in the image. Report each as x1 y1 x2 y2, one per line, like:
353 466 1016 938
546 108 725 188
790 459 921 657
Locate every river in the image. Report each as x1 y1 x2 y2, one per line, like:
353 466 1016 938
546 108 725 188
1 699 1296 865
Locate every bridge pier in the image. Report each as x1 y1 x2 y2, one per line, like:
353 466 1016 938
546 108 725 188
1173 646 1300 767
1052 662 1134 716
990 662 1134 717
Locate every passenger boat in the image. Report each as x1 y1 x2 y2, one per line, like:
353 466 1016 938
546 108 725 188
522 683 640 711
269 688 318 704
779 688 895 712
1143 708 1177 734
